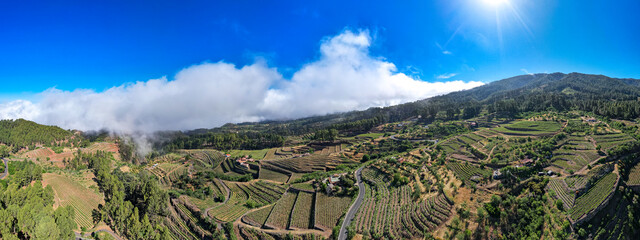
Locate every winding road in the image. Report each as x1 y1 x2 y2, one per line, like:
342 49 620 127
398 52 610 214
338 166 364 240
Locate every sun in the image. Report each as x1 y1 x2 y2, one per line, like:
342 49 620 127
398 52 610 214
483 0 509 7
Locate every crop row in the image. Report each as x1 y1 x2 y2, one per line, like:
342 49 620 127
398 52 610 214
627 163 640 186
446 162 491 182
264 191 297 229
314 193 352 230
548 179 574 209
569 173 617 220
352 184 452 238
290 192 314 229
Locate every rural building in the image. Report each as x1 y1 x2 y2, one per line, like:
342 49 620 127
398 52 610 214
493 170 503 179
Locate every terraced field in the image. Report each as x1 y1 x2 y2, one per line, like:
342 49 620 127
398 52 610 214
264 191 297 229
351 184 453 239
569 173 618 221
258 167 291 183
626 162 640 186
242 205 274 227
494 120 562 136
592 133 636 150
290 192 314 229
207 181 251 222
236 181 287 206
43 173 104 230
548 178 575 209
263 154 351 173
446 161 492 183
314 193 352 230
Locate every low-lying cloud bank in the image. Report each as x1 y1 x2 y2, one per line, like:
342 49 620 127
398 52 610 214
0 29 483 133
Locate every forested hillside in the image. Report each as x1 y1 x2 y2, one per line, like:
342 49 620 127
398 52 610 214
0 119 75 152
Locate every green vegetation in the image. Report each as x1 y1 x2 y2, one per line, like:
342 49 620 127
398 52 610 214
0 160 76 239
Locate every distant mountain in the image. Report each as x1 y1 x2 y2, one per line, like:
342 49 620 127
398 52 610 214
172 72 640 149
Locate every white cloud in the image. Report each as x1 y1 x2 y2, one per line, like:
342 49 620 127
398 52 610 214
442 50 452 55
0 29 484 135
521 68 534 75
436 73 457 79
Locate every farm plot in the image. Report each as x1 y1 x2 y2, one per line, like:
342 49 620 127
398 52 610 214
43 173 105 230
264 191 298 229
593 133 636 150
236 181 286 206
494 120 562 136
314 193 352 230
548 178 575 209
290 191 314 229
351 184 453 239
565 175 588 189
229 149 270 160
627 162 640 186
569 172 618 221
259 167 291 183
264 154 351 173
445 161 491 183
207 182 251 222
242 205 274 227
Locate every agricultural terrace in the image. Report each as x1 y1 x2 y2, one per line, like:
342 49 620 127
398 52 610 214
264 191 297 229
551 148 600 173
183 149 226 168
263 154 352 173
207 181 251 222
592 133 636 150
259 167 291 183
314 193 352 230
228 148 271 160
547 178 575 209
208 180 285 223
494 120 562 136
445 161 491 183
569 172 618 221
242 205 274 227
43 173 105 230
627 163 640 186
351 183 453 239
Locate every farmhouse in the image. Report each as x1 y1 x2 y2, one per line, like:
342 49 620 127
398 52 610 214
493 169 503 179
236 156 254 169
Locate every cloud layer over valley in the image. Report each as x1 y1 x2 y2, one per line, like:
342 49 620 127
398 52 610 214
0 30 484 133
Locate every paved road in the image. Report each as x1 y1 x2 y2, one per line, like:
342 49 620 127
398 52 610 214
0 159 7 179
338 166 365 240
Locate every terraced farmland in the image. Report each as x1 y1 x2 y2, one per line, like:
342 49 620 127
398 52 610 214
494 120 562 136
548 178 575 209
626 162 640 186
351 184 453 239
314 193 352 230
258 167 291 183
242 205 274 227
592 133 636 150
264 191 297 229
290 192 314 229
263 154 351 173
207 181 251 222
446 161 492 183
43 173 104 230
569 172 618 221
236 181 287 206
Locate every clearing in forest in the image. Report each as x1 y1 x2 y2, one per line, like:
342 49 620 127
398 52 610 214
42 173 105 230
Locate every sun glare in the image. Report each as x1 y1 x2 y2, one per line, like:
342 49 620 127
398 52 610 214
483 0 508 7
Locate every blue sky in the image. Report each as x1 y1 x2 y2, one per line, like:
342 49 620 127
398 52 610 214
0 0 639 132
2 0 639 95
